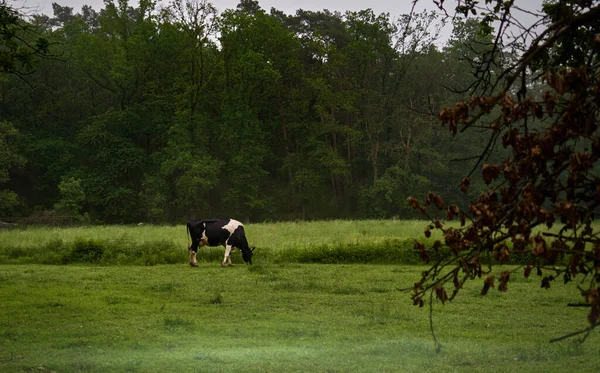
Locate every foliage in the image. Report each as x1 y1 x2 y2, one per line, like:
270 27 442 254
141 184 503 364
0 0 50 77
0 120 24 215
0 0 486 222
410 0 600 341
53 176 86 220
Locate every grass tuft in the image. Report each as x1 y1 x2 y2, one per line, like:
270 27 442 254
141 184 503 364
163 316 193 331
209 292 223 305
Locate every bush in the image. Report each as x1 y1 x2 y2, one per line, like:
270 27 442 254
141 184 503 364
271 239 427 264
40 239 71 264
70 238 105 263
132 240 187 266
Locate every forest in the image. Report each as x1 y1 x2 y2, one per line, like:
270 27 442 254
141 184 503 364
2 0 511 223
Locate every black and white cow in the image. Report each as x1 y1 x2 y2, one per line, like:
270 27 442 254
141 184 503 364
186 218 254 267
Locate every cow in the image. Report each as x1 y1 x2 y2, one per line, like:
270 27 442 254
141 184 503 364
186 218 254 267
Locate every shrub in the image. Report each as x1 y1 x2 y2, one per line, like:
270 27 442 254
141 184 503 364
0 234 556 266
70 238 105 263
271 239 425 264
132 240 187 266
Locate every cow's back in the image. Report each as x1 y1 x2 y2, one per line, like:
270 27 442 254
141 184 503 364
188 219 219 240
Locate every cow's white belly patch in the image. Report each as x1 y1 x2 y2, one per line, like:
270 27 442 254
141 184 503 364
199 231 209 246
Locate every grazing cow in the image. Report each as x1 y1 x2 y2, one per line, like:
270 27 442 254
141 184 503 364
186 218 254 267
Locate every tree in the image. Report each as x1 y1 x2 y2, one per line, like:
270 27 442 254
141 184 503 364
410 0 600 345
0 0 50 78
70 0 179 221
216 4 302 219
0 1 51 216
0 121 24 215
276 9 356 218
53 176 86 220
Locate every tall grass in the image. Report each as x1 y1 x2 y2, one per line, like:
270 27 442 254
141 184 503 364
0 220 436 250
0 220 593 266
0 220 435 265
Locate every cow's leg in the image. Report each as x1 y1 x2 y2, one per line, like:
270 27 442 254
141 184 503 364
189 245 198 267
227 246 236 266
189 243 198 267
189 250 198 267
189 239 200 267
221 244 233 268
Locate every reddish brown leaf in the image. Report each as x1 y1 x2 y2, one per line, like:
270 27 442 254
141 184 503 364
460 177 471 193
415 241 429 263
424 192 444 210
532 235 547 257
481 275 495 296
438 107 451 122
493 243 510 264
436 286 448 304
498 271 510 292
407 197 421 210
482 164 501 185
434 195 445 210
446 205 459 220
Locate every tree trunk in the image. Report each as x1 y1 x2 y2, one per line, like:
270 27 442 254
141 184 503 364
372 142 378 189
279 91 293 186
366 120 380 189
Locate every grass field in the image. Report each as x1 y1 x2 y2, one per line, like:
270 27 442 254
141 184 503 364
1 219 583 266
1 263 598 372
0 220 433 250
0 220 445 266
0 221 598 372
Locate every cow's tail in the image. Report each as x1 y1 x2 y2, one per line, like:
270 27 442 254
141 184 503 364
186 222 191 250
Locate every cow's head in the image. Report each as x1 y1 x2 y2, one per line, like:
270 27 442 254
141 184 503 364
242 246 255 265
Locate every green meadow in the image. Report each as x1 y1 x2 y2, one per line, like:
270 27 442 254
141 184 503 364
0 219 433 250
0 221 598 372
0 220 442 266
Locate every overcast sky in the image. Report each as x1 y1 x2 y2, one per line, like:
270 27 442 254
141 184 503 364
17 0 545 46
19 0 439 17
19 0 544 19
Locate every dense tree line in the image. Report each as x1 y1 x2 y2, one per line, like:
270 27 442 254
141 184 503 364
1 0 498 223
